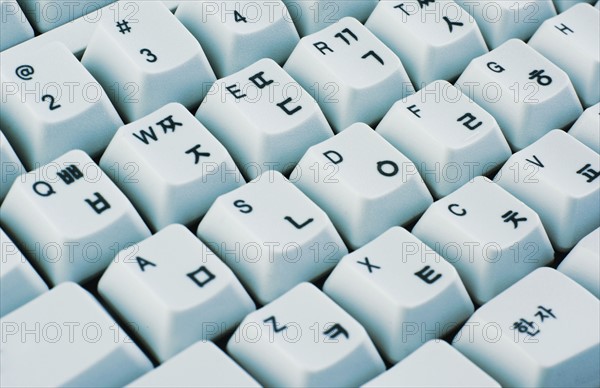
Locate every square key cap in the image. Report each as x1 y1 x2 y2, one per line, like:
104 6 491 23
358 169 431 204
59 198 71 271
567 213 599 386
100 103 244 231
456 39 583 151
176 0 300 78
293 123 433 249
0 42 123 169
366 0 488 86
376 80 511 198
227 282 385 387
0 150 150 285
197 171 347 305
81 1 216 122
412 176 554 304
453 268 600 387
0 282 152 387
196 58 333 180
495 129 600 251
99 224 255 363
324 227 474 363
284 17 413 132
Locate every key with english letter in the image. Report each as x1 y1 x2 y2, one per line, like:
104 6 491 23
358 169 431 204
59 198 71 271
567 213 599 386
227 282 385 387
0 149 150 285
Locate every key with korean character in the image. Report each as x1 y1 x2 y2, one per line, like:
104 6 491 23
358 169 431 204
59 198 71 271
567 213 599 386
453 267 600 387
495 129 600 251
376 80 511 198
99 224 255 363
0 130 25 202
196 171 347 305
227 282 385 386
558 227 600 298
0 282 152 387
324 227 474 363
362 340 500 387
176 0 299 78
292 123 433 249
0 41 123 169
281 0 378 36
412 176 554 305
195 58 333 180
0 228 48 317
529 3 599 108
454 0 556 49
366 0 487 86
100 103 244 231
284 17 413 132
0 150 151 285
0 0 33 50
81 1 216 122
127 341 260 387
456 39 583 151
569 102 600 153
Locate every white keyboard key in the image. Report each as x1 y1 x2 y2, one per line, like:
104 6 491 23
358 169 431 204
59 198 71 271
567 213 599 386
17 0 114 33
0 0 33 50
412 176 554 304
324 227 474 363
366 0 487 86
0 130 25 201
1 1 180 58
454 0 556 49
227 282 385 386
362 340 500 388
293 123 433 249
81 1 216 122
0 282 152 387
176 0 299 78
0 41 123 169
0 228 47 317
100 103 244 231
197 171 347 304
282 0 378 36
495 130 600 251
553 0 595 12
195 58 333 180
453 267 600 387
558 228 600 298
99 224 255 362
456 39 583 151
0 150 150 284
376 80 511 198
529 3 600 108
128 341 260 387
569 102 600 153
284 17 413 132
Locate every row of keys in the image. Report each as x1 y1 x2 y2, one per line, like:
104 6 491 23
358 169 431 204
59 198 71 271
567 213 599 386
2 263 597 386
2 121 598 293
1 7 597 173
4 0 598 52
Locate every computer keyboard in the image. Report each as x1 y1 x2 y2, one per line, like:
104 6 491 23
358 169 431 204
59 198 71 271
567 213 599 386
0 0 599 387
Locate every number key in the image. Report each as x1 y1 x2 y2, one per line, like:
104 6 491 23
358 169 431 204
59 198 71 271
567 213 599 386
0 42 123 169
81 1 216 122
176 0 300 77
